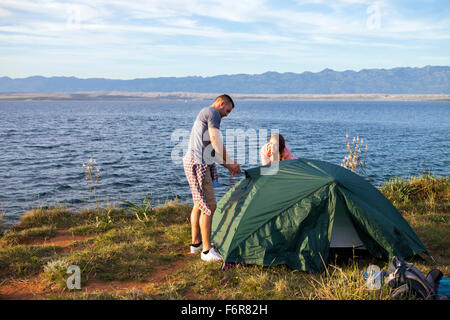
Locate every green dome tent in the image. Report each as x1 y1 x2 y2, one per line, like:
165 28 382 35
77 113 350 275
211 158 429 273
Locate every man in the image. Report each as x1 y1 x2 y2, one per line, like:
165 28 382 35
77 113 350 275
183 94 241 262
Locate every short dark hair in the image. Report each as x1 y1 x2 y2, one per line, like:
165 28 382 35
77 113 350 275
215 94 234 108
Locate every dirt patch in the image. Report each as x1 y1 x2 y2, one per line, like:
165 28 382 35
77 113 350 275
0 258 191 299
0 278 51 300
82 279 160 295
151 259 187 283
81 258 189 295
23 229 94 249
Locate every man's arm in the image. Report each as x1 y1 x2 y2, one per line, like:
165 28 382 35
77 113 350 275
208 126 241 174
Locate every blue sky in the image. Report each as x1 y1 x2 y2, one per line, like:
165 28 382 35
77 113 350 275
1 0 449 79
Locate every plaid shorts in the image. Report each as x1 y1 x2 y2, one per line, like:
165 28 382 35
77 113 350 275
183 156 219 216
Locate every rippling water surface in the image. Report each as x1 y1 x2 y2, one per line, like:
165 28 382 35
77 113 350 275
0 100 449 225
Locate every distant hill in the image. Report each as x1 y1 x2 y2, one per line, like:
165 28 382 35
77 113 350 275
1 66 449 94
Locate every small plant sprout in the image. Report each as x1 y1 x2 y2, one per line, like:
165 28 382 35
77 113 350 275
122 191 153 222
82 158 101 212
341 133 368 176
43 258 70 290
95 207 114 227
82 158 100 190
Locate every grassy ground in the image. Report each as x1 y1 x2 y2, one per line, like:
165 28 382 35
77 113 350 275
0 174 448 300
379 174 449 275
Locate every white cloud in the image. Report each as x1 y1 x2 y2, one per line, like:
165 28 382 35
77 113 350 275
2 0 448 42
1 0 449 78
0 7 12 16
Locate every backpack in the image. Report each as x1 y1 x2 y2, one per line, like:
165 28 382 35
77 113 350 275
385 256 443 300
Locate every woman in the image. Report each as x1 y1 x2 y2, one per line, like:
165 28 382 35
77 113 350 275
260 133 296 166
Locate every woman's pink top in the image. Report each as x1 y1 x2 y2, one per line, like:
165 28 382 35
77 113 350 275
260 143 297 166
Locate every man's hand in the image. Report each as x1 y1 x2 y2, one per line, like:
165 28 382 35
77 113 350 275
225 162 241 175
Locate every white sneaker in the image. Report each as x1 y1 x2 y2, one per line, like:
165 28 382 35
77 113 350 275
190 243 203 254
201 247 222 262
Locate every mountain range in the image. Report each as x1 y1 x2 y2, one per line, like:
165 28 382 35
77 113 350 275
1 66 449 94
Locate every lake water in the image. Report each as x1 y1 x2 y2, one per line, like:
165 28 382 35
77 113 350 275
0 100 449 226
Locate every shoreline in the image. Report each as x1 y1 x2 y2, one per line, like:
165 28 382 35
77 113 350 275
1 92 450 101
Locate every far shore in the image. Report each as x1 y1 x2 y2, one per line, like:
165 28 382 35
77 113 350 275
1 92 450 101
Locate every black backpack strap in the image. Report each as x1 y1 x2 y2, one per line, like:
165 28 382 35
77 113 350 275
391 284 410 299
426 269 443 292
404 267 434 299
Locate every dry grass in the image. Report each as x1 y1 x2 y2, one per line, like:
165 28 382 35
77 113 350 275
0 174 448 300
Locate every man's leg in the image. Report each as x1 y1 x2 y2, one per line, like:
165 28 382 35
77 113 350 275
199 204 216 252
190 202 202 245
201 166 217 252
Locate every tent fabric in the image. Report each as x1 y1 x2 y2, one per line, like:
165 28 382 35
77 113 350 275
211 158 429 273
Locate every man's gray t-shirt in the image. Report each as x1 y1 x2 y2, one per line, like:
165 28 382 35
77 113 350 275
187 107 221 164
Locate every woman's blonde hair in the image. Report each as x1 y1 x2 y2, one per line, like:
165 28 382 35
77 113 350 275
270 133 286 160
